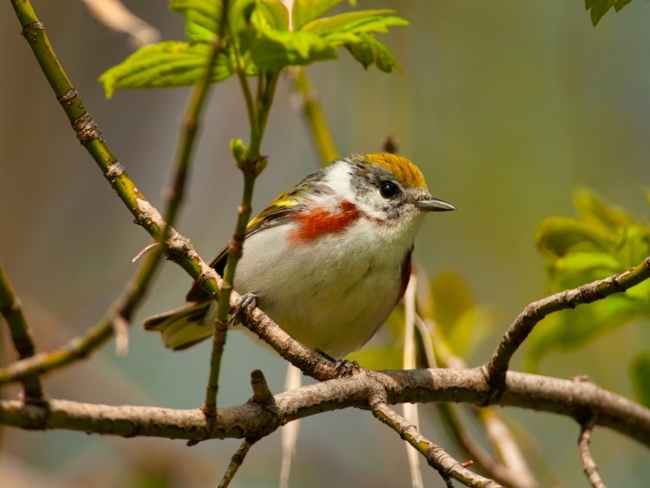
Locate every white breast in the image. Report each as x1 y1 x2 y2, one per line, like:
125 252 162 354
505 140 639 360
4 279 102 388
232 213 422 358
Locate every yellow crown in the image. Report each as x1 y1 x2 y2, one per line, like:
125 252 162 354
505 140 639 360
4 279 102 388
363 153 427 189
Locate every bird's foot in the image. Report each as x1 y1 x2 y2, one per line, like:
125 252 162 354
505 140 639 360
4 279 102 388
230 293 258 325
315 351 360 377
335 359 360 377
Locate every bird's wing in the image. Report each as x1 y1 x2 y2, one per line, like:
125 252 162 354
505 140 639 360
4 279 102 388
184 188 303 302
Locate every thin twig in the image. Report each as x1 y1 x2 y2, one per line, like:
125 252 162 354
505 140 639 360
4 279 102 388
369 387 501 488
418 315 538 488
7 0 215 386
204 65 279 415
579 420 607 488
485 257 650 393
0 265 46 403
218 438 257 488
131 242 158 263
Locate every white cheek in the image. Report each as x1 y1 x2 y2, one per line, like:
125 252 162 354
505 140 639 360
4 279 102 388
323 161 356 203
356 191 389 220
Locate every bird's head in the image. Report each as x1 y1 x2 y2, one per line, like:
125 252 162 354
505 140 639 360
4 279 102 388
320 153 455 227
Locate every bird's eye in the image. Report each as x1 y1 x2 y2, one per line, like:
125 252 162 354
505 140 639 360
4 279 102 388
380 181 399 199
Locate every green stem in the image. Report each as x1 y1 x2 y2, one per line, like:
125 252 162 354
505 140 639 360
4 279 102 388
0 265 45 402
5 0 218 387
290 68 339 165
204 69 280 415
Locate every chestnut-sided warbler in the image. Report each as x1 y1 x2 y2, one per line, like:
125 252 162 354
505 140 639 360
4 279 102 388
144 153 455 358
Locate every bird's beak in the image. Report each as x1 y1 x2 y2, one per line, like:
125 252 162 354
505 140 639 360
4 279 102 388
415 196 456 212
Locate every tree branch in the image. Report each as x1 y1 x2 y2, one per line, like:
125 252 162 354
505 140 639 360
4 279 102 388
0 369 646 446
218 438 257 488
485 257 650 393
579 420 607 488
370 384 501 488
0 265 45 403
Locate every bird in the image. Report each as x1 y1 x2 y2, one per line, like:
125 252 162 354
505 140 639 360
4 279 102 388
143 153 455 358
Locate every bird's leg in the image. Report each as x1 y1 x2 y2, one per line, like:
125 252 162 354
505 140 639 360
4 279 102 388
230 293 258 325
316 350 360 376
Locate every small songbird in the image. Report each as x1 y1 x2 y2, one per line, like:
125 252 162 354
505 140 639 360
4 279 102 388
144 153 455 358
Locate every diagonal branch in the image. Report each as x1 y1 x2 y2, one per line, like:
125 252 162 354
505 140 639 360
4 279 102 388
369 384 501 488
579 420 607 488
0 265 45 403
218 438 257 488
423 316 538 488
484 257 650 392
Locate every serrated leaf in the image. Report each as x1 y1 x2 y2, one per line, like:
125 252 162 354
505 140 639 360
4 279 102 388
349 345 403 370
255 0 289 31
292 0 345 31
613 0 633 12
170 0 222 34
588 0 613 25
574 188 634 233
524 296 650 372
302 10 408 37
545 252 623 291
228 0 257 36
99 41 233 98
344 34 400 73
616 225 650 268
535 217 612 259
239 28 338 69
629 351 650 408
185 19 217 42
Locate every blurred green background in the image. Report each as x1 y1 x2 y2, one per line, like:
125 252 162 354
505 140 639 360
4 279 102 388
1 1 650 486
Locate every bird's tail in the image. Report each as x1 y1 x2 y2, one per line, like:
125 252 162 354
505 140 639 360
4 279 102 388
143 301 214 351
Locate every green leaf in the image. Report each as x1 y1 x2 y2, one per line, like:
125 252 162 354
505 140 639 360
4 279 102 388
587 0 612 26
524 296 650 372
535 217 612 259
239 28 338 69
228 0 258 36
170 0 222 34
613 0 634 11
573 188 634 234
99 41 233 99
629 351 650 408
545 252 623 291
255 0 289 31
185 19 217 42
344 34 401 73
292 0 345 31
302 10 407 37
586 0 634 26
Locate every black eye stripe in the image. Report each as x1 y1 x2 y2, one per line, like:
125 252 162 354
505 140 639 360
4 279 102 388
380 181 399 199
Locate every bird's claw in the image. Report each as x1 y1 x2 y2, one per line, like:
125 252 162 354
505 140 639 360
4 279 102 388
230 293 258 325
334 358 360 377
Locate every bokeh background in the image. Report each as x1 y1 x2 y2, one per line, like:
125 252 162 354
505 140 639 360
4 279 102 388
2 1 650 486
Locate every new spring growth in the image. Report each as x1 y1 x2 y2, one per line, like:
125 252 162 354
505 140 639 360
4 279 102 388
231 137 267 176
231 138 248 169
